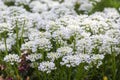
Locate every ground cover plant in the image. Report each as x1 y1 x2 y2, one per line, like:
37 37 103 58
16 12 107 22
0 0 120 80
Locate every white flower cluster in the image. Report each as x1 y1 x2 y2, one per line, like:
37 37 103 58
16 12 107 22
57 46 73 56
21 38 52 52
0 0 120 74
0 33 16 51
47 52 61 61
0 23 12 33
60 54 85 67
88 54 104 69
38 61 56 73
60 53 104 68
1 0 101 13
15 0 31 5
26 53 42 62
3 54 21 65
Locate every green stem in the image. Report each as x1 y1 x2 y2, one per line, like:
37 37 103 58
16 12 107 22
102 57 105 78
4 32 8 55
111 46 116 80
6 63 14 78
41 49 46 60
68 67 72 80
43 72 46 80
16 20 21 55
0 34 1 40
13 65 20 80
34 62 41 80
73 34 76 54
76 63 84 80
20 20 25 46
83 47 86 54
56 40 59 49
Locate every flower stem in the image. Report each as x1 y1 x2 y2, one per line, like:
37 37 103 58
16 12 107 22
15 20 21 55
20 20 25 46
34 62 41 80
4 32 8 55
13 65 20 80
68 67 72 80
111 46 116 80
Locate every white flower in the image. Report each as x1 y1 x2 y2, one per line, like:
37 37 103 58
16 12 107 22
47 52 61 61
52 27 72 40
0 34 15 51
15 0 31 5
106 29 120 41
21 38 52 52
90 54 104 68
60 54 91 67
79 3 93 12
29 1 48 13
60 53 104 68
103 8 119 19
0 43 12 51
35 38 52 51
26 53 42 62
0 23 12 33
91 54 104 60
7 6 27 17
2 0 15 3
3 54 21 65
21 41 36 52
28 30 51 41
57 46 73 56
38 61 56 73
76 37 92 53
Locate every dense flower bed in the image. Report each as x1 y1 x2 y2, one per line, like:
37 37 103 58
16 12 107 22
0 0 120 80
